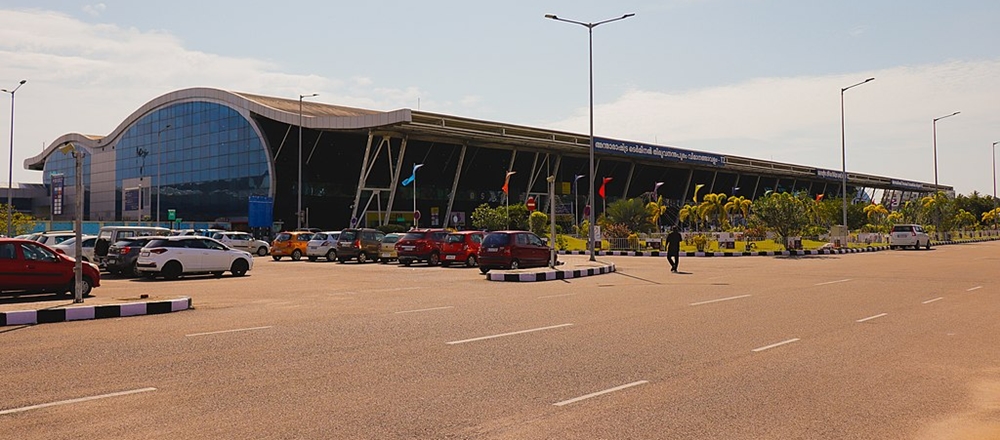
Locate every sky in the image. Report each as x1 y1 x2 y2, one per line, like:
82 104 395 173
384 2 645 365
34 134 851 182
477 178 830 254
1 1 998 196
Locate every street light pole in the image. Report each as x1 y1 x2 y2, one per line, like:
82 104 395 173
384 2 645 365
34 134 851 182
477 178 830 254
993 141 998 229
545 13 634 261
2 79 26 237
573 174 584 234
932 111 960 186
156 124 171 226
298 93 318 229
840 77 874 234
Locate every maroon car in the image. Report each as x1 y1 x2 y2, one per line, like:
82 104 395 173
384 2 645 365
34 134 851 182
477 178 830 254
395 228 449 266
0 238 101 296
477 230 552 274
440 231 484 267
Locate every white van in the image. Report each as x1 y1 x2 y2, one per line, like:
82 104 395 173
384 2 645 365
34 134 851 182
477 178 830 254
94 226 171 268
889 224 931 250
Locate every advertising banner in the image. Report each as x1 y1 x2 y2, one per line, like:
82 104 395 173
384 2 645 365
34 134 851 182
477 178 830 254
594 137 726 167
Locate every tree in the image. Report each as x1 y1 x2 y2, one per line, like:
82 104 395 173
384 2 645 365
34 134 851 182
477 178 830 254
920 191 954 232
724 195 751 228
0 204 38 236
953 209 976 231
603 198 651 233
697 193 727 230
749 192 809 245
678 204 700 231
528 211 549 236
471 203 530 231
863 203 889 233
646 196 667 231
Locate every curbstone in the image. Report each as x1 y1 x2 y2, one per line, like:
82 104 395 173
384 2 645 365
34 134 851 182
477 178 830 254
486 263 616 282
0 297 192 327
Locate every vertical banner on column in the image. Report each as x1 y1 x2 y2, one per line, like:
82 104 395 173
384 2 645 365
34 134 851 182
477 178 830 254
51 174 65 216
248 196 274 228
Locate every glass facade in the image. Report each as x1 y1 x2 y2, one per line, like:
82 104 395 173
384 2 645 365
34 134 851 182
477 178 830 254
113 101 270 221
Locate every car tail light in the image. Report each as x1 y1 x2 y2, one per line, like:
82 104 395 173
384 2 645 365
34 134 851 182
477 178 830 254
121 246 132 254
354 240 361 249
149 248 168 254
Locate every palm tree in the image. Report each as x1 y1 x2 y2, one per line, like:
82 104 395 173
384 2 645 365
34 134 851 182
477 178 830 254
724 195 751 227
679 204 699 231
697 193 728 230
646 196 667 231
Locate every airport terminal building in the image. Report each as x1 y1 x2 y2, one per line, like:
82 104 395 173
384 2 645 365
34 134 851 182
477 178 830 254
24 87 951 231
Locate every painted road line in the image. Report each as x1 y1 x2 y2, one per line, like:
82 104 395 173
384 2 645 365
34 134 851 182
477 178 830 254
815 279 852 286
0 387 156 416
922 297 944 304
367 287 425 293
752 338 800 352
186 326 273 337
538 293 578 299
690 294 752 306
394 306 454 314
446 324 573 345
553 380 649 407
967 286 983 292
856 313 888 323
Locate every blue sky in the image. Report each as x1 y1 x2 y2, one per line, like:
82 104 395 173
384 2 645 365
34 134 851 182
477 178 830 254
1 1 999 195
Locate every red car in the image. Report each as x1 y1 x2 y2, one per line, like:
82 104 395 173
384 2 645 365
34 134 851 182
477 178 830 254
440 231 484 267
477 230 552 274
395 228 449 266
0 238 101 296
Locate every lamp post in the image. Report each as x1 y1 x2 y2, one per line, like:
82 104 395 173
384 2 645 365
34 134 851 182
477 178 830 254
932 111 960 186
57 142 84 303
298 93 318 229
993 141 998 229
2 79 26 237
573 174 584 233
840 77 874 234
545 12 634 262
156 124 171 226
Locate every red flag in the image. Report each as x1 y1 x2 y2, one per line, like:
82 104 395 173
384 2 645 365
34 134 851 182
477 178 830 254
599 177 613 199
816 194 824 202
502 171 516 195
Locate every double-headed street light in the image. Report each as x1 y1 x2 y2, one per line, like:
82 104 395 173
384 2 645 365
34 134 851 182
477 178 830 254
298 93 318 229
840 77 874 232
3 79 26 237
545 12 634 261
932 111 960 186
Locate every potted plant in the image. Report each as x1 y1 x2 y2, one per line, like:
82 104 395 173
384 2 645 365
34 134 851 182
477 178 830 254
692 233 709 252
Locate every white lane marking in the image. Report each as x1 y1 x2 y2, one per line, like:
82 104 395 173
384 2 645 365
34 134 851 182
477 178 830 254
922 297 944 304
967 286 983 292
690 294 752 306
538 293 577 299
366 287 424 293
553 380 648 407
0 387 156 416
856 313 888 323
446 324 573 345
752 338 800 352
815 279 852 286
394 306 454 314
186 326 273 337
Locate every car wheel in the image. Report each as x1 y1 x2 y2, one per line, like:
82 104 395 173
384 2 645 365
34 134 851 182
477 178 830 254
358 252 368 264
142 272 157 280
291 249 302 261
212 271 224 278
64 277 94 297
926 240 931 250
466 254 478 267
308 256 318 262
272 256 281 261
130 261 142 278
162 261 182 280
231 259 249 277
479 266 490 274
402 259 412 267
428 252 440 266
257 247 268 257
338 258 347 263
509 259 520 270
326 249 336 261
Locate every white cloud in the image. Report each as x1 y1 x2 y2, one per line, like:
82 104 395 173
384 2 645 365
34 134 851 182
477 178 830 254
545 60 1000 195
82 3 106 17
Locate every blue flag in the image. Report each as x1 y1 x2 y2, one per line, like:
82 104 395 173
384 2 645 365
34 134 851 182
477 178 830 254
401 163 423 186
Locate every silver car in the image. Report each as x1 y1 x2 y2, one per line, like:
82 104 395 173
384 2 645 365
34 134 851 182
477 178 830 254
212 231 270 256
307 231 341 262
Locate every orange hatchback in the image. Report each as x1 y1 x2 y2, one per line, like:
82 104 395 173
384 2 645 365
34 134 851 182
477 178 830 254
270 231 314 261
440 231 484 267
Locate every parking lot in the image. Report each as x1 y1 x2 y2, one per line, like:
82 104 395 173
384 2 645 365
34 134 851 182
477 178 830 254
3 243 1000 439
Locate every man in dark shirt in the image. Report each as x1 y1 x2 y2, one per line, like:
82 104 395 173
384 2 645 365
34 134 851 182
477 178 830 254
666 226 682 273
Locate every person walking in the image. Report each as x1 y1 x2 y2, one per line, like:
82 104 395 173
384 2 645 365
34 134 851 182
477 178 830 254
666 226 682 273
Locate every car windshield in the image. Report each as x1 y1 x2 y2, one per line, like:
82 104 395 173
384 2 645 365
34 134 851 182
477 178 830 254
482 233 510 247
445 234 464 243
275 232 292 242
891 225 914 233
382 235 400 244
403 232 426 240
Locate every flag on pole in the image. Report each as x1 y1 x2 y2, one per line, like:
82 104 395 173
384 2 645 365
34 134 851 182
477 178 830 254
653 182 665 194
502 171 516 194
693 184 705 203
816 194 824 202
599 177 613 199
401 163 423 186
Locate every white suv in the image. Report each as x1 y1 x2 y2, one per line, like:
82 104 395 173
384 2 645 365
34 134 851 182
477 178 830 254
136 236 253 280
212 231 270 256
889 224 931 250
